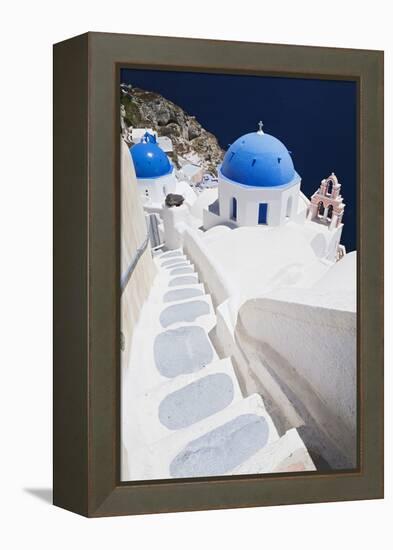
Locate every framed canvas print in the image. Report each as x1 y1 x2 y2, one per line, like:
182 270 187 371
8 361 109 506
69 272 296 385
53 32 384 517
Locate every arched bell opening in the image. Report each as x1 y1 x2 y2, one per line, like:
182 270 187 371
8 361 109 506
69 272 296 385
326 179 334 196
318 201 324 217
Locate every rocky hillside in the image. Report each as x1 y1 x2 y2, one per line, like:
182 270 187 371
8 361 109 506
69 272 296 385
120 84 224 174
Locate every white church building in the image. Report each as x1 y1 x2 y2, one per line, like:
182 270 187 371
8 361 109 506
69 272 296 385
129 131 196 211
202 122 345 262
204 122 301 227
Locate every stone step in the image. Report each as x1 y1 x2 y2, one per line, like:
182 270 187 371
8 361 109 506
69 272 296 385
230 428 316 475
124 317 219 397
128 394 280 481
161 285 206 304
147 274 214 331
166 263 197 279
158 256 190 269
167 273 200 287
154 258 201 286
162 260 192 271
131 358 243 445
158 249 184 260
122 322 220 450
158 294 216 331
123 253 217 396
149 281 206 302
153 322 218 379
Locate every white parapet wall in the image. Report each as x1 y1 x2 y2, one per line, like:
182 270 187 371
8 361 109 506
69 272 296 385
162 204 191 250
182 227 234 307
208 246 358 469
120 138 158 479
235 283 357 468
120 139 157 372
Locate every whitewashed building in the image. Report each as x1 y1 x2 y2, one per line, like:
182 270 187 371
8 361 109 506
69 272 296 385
157 135 174 153
131 127 157 143
130 132 177 205
204 122 301 228
180 163 204 185
129 132 197 221
203 122 345 262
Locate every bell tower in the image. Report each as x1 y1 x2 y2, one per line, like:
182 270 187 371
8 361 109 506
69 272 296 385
307 172 345 231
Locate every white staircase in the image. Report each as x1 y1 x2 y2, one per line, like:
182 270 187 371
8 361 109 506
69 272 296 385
122 248 316 481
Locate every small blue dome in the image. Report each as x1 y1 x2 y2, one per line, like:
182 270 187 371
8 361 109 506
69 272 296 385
130 133 172 179
220 131 296 187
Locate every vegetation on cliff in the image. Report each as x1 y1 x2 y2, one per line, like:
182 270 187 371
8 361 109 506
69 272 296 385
120 84 224 174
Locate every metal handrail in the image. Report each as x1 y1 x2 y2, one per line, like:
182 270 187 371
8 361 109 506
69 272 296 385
120 235 149 294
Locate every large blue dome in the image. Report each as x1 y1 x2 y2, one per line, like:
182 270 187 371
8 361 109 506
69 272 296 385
130 133 172 179
220 131 297 187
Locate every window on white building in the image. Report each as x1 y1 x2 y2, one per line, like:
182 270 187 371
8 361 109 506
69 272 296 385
258 203 268 224
231 197 237 221
286 196 293 219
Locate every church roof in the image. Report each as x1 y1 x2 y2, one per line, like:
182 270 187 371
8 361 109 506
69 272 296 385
220 125 298 188
130 132 173 179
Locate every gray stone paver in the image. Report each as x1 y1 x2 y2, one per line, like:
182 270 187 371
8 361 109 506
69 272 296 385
154 326 214 378
163 288 203 303
170 414 269 478
160 300 210 328
159 373 234 430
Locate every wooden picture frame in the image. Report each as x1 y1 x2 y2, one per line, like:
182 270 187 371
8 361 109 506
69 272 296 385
53 32 383 517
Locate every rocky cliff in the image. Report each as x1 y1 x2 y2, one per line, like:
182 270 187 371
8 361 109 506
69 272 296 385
120 84 224 174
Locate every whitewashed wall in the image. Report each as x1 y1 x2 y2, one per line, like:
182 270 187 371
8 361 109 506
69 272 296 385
182 227 234 307
236 285 357 467
137 172 177 205
218 172 301 226
120 139 157 371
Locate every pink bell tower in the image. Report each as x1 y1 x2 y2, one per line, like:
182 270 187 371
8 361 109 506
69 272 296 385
307 172 345 231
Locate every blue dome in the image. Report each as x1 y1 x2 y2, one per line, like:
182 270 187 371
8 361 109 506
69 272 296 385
220 131 296 187
130 134 172 179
